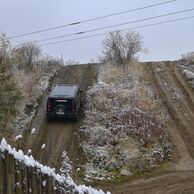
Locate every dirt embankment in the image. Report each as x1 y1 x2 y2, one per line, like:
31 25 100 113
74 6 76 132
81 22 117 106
102 62 194 194
22 64 97 171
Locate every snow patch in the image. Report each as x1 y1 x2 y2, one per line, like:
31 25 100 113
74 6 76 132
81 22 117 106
182 69 194 80
42 180 47 187
27 149 32 155
31 128 36 135
37 76 50 91
15 135 22 141
41 144 46 149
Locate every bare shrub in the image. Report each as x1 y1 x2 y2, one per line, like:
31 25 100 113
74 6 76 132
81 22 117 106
0 34 21 130
100 30 144 71
79 71 172 181
0 33 11 65
181 52 194 65
64 59 79 66
12 42 41 72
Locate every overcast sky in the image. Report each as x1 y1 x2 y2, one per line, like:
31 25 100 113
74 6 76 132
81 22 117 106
0 0 194 63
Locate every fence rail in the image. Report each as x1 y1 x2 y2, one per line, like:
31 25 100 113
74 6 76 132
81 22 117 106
0 138 109 194
0 150 77 194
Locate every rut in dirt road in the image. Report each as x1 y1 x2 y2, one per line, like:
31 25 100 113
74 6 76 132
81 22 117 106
149 62 194 160
23 64 97 171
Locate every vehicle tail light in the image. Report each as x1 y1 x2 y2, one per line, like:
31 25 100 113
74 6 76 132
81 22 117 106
47 103 51 111
72 99 76 112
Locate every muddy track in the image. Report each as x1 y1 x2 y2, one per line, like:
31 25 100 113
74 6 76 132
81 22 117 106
149 62 194 160
23 64 97 171
22 62 194 194
101 62 194 194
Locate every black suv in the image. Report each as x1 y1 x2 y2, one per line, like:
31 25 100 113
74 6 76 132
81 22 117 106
46 84 81 121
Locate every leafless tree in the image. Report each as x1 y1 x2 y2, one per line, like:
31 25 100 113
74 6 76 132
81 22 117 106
0 33 11 66
0 33 21 129
12 42 41 72
64 59 80 66
100 30 144 70
181 51 194 65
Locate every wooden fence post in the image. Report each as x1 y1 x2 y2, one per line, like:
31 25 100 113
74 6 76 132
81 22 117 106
15 160 22 194
0 151 3 194
31 167 39 194
52 180 59 194
41 174 49 194
7 154 15 194
26 166 38 194
26 167 32 194
2 151 8 194
36 170 42 194
47 175 53 194
21 163 27 194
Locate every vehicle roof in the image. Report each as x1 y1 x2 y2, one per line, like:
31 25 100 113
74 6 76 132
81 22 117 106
49 84 79 98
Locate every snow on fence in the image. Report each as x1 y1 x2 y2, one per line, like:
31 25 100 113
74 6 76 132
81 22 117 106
0 138 110 194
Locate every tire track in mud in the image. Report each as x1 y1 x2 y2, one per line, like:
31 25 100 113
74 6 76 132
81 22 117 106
23 64 97 171
173 64 194 109
149 62 194 160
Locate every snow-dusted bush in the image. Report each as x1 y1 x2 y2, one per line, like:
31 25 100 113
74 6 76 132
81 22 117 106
182 69 194 81
98 63 125 84
181 52 194 65
79 65 172 181
0 34 63 135
179 51 194 87
60 151 72 177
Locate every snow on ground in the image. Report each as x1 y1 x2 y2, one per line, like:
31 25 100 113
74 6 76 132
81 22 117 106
31 128 36 134
182 69 194 81
0 138 110 194
78 65 172 182
27 149 32 154
179 59 194 87
41 144 46 149
15 135 22 141
37 76 50 91
13 107 37 134
60 151 72 177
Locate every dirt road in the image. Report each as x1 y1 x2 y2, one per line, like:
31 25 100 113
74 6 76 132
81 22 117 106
23 64 97 171
23 62 194 194
101 62 194 194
